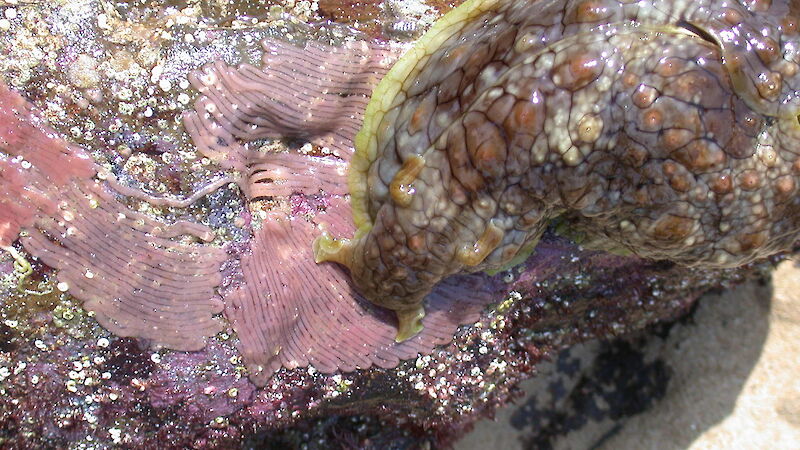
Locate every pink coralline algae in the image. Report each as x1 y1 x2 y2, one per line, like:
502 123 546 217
0 84 94 247
0 26 500 389
0 83 227 351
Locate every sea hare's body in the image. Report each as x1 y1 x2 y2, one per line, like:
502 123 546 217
315 0 800 339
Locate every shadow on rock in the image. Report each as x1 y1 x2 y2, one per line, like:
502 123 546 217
505 277 772 449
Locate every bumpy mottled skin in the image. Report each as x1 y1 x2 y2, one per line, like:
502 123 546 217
317 0 800 338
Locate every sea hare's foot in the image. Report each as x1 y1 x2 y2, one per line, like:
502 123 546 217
312 232 354 267
395 306 425 342
314 232 426 342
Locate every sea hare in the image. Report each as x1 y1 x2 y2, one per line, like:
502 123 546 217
3 0 800 386
304 0 800 339
195 0 800 341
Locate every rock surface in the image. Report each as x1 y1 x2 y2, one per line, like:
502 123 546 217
0 225 778 447
0 0 795 448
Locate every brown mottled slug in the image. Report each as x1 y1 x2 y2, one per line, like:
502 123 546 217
312 0 800 341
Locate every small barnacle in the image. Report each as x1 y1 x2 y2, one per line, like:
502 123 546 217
130 378 147 391
210 417 228 429
158 79 172 92
108 427 122 444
